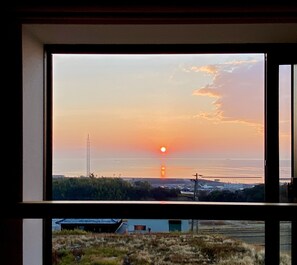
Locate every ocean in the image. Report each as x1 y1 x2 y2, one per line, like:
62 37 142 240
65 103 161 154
53 157 291 184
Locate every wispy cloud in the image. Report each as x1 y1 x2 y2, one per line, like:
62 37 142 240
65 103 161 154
190 58 264 131
223 59 258 65
190 65 219 75
192 85 220 98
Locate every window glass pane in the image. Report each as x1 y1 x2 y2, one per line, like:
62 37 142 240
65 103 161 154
52 53 265 202
280 221 292 265
279 66 293 265
52 218 268 265
279 65 292 203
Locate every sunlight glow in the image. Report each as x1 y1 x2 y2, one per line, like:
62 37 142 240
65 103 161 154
160 146 167 153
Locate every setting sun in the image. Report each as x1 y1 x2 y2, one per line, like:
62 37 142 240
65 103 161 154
160 146 167 153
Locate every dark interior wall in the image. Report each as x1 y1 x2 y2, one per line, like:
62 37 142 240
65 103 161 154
11 1 297 24
2 4 23 265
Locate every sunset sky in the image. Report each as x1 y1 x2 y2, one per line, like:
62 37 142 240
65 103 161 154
52 53 291 179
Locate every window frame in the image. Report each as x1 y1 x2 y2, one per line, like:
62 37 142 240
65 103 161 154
0 0 297 265
45 43 269 199
3 3 297 265
38 43 297 265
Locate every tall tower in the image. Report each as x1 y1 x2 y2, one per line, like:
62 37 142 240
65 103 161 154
86 134 90 177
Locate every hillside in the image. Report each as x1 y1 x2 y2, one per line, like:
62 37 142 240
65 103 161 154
52 231 291 265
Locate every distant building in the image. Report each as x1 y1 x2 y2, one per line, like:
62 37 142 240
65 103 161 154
52 219 63 231
52 175 65 178
56 219 122 233
125 219 190 233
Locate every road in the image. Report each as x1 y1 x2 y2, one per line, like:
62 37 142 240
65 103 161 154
193 220 291 253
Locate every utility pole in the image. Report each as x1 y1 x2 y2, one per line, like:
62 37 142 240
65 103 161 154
191 173 203 233
86 134 90 177
192 173 203 201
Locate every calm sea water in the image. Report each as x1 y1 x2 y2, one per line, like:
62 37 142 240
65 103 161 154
53 157 291 184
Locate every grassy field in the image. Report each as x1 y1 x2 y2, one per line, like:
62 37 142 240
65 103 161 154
196 220 291 253
52 229 291 265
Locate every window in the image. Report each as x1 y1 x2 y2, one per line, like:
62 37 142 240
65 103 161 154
51 49 265 201
40 45 294 264
15 16 297 265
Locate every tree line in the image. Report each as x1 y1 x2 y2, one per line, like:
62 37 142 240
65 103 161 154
52 177 180 200
53 177 286 202
198 184 265 202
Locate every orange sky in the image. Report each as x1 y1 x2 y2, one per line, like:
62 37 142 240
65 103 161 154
52 54 291 178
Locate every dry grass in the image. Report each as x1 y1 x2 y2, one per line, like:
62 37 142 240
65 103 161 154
52 231 290 265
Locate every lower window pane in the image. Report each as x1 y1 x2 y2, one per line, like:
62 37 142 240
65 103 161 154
52 219 273 265
280 221 292 265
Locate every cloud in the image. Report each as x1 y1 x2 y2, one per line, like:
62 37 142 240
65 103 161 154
190 65 219 75
192 85 220 98
191 58 264 129
223 59 258 66
193 111 223 122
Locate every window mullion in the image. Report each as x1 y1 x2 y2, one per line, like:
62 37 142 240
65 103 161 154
265 52 280 203
265 52 280 265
